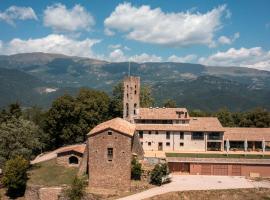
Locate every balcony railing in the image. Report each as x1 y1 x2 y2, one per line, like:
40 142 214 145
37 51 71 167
208 134 222 140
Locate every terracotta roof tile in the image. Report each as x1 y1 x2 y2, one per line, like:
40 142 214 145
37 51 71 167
136 117 224 132
57 144 86 154
224 128 270 141
88 117 135 136
136 108 189 120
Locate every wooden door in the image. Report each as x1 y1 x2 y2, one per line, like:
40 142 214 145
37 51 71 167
232 165 242 176
213 164 228 175
201 164 212 175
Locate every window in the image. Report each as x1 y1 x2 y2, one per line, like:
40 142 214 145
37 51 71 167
184 112 188 118
134 103 137 115
141 142 143 146
135 90 137 95
69 156 79 165
166 131 170 139
192 132 204 140
148 142 151 146
166 142 170 146
107 148 113 161
126 103 129 117
180 132 184 139
108 131 112 135
180 142 184 147
148 131 151 135
139 131 143 139
155 131 158 135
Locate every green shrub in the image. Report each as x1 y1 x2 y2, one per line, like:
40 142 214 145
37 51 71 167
2 156 29 197
65 176 86 200
150 163 170 186
131 157 142 180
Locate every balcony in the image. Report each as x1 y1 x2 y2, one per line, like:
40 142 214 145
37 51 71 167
208 133 223 140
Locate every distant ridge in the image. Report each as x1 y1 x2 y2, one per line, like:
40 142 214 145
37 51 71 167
0 52 269 111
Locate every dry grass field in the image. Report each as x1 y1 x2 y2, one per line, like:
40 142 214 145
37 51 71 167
146 188 270 200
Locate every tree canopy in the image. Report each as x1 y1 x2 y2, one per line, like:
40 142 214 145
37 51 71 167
0 106 43 167
43 88 111 149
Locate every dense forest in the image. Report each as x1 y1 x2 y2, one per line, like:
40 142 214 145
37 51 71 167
0 83 270 169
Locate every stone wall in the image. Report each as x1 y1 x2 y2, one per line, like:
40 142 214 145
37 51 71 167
56 151 82 167
132 132 144 160
88 129 132 191
78 144 89 176
25 186 62 200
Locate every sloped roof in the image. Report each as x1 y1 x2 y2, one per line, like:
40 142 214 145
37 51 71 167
136 117 224 132
136 108 189 120
224 127 270 141
88 117 136 136
57 144 86 154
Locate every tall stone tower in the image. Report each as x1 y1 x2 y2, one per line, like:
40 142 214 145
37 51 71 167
123 76 140 123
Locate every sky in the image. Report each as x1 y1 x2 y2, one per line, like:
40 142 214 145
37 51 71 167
0 0 270 70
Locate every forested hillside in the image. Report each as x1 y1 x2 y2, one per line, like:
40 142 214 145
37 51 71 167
1 53 270 111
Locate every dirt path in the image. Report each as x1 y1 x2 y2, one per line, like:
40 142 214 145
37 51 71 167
117 175 270 200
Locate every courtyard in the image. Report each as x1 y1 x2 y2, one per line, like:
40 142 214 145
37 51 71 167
117 175 270 200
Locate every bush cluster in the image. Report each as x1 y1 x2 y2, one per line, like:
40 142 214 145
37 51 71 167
150 163 170 186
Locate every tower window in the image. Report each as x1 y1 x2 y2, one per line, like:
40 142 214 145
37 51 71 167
134 103 137 115
126 103 129 117
107 148 113 161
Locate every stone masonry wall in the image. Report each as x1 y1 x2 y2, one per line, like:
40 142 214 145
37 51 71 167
56 151 82 167
88 129 132 191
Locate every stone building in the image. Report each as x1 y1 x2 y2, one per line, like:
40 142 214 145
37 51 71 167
56 144 86 167
87 117 144 191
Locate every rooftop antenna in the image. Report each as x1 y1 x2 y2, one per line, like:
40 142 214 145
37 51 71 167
128 60 131 77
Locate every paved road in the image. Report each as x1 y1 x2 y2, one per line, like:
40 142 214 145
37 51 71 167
118 175 270 200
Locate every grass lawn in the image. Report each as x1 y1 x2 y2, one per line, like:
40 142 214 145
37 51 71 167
166 153 270 159
146 188 270 200
28 159 78 187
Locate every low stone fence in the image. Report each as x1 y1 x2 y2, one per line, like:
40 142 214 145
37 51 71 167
25 186 63 200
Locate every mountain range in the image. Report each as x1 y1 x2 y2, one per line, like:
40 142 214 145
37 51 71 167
0 52 270 111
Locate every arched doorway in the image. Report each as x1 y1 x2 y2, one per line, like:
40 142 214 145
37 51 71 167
69 156 79 165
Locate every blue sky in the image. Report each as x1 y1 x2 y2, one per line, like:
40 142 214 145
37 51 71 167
0 0 270 70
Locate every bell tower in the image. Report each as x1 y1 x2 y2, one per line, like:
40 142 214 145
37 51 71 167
123 76 140 123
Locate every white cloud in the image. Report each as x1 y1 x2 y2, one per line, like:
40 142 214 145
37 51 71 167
104 3 228 47
109 49 126 62
0 34 100 58
0 6 37 25
218 32 240 45
108 44 130 51
108 48 161 63
168 54 197 63
44 3 94 32
199 47 270 71
130 53 162 63
108 44 122 49
104 28 115 36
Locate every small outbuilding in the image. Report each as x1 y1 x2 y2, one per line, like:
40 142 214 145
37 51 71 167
56 144 86 167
